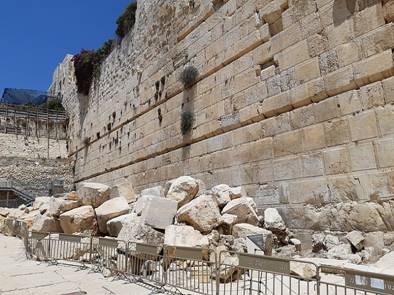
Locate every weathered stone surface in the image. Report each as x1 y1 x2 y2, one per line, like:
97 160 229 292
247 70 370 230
211 184 246 207
32 197 51 211
117 215 164 245
364 231 385 257
346 231 365 251
59 205 96 234
20 210 40 230
133 195 159 215
106 213 136 237
164 225 209 248
290 262 317 279
95 197 130 234
233 223 273 255
166 176 200 207
46 197 80 217
142 198 177 230
176 194 221 233
264 208 286 231
65 191 80 201
32 214 62 233
141 186 164 198
109 180 137 203
222 197 259 225
77 182 110 208
218 214 238 235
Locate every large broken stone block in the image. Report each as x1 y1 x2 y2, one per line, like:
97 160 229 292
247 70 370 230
77 182 110 208
176 194 221 233
32 213 62 233
218 214 238 235
166 176 200 207
109 180 137 203
346 231 365 251
141 198 177 230
141 186 164 198
222 197 259 225
95 197 130 234
233 223 273 255
133 195 159 215
264 208 286 232
107 213 136 237
117 215 164 245
211 184 246 207
20 210 40 230
164 225 209 248
46 197 81 217
59 205 96 234
32 197 51 210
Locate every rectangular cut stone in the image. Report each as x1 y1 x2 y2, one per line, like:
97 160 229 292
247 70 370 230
273 130 303 157
375 138 394 168
142 198 178 230
301 153 324 177
382 76 394 104
376 105 394 136
323 147 351 175
349 142 377 171
276 40 310 71
324 118 351 147
323 65 356 96
349 111 379 141
302 124 326 152
359 81 386 109
274 156 302 181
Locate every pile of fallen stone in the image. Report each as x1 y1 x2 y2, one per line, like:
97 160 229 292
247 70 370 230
0 177 296 262
311 230 394 264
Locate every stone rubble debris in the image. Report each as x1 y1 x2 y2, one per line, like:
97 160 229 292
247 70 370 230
0 175 392 280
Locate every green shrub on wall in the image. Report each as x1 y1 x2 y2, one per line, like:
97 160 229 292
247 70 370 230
180 66 199 88
116 2 138 39
73 40 114 95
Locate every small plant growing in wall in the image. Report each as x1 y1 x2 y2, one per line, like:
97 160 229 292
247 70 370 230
180 66 199 88
181 111 194 135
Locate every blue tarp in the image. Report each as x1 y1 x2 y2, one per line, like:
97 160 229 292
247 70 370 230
1 88 48 105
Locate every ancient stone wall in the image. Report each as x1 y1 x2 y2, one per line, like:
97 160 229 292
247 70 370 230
51 0 394 230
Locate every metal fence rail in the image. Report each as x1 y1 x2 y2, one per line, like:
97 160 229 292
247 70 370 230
22 232 394 295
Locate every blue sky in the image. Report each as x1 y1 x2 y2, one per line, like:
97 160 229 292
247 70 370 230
0 0 135 96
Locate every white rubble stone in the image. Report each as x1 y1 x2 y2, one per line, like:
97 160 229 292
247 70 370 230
65 191 80 201
290 262 317 279
324 235 340 250
211 184 246 207
364 231 385 257
109 180 137 203
218 213 238 235
164 225 209 248
106 213 136 237
233 223 273 255
176 194 221 233
117 215 164 245
264 208 286 231
59 205 96 234
32 213 62 233
46 197 81 217
141 186 164 198
95 197 130 234
222 197 259 225
133 195 159 216
346 231 365 251
141 198 177 230
32 197 51 210
77 182 110 208
166 176 200 207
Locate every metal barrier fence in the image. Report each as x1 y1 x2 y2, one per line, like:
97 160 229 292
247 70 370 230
24 232 394 295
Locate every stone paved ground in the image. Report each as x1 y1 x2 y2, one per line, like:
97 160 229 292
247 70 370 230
0 235 169 295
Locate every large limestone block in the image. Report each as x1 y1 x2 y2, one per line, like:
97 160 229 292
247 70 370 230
110 180 137 203
59 205 96 234
233 223 273 255
176 194 221 233
46 197 81 217
222 197 259 225
164 225 209 248
141 198 177 230
20 210 40 230
32 214 62 233
264 208 286 232
211 184 246 207
106 213 136 237
95 197 130 234
32 197 51 210
141 186 164 198
133 195 159 215
166 176 200 207
117 215 164 245
346 231 365 251
77 182 110 208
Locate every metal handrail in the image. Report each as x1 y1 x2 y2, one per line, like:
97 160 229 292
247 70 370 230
0 178 35 205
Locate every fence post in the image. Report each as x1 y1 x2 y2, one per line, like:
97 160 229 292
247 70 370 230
48 233 52 262
124 242 129 275
216 251 220 295
316 266 321 295
89 235 93 265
